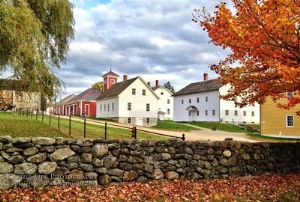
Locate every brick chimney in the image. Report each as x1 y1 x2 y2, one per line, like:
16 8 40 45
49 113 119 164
123 75 128 82
147 82 151 87
155 80 159 87
203 73 208 81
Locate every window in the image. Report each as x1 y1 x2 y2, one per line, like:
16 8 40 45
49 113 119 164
110 79 115 84
243 111 246 116
286 116 294 127
132 88 136 95
146 103 150 111
127 102 131 110
161 92 164 95
100 104 102 112
189 99 191 104
104 104 106 111
212 110 215 116
197 97 200 103
234 110 238 116
128 118 132 124
205 110 208 116
205 96 208 102
189 111 191 116
167 99 170 104
112 103 114 111
107 104 110 111
142 89 146 96
167 109 170 115
286 91 294 99
251 111 255 116
181 99 184 104
146 118 150 124
197 111 199 116
225 110 229 116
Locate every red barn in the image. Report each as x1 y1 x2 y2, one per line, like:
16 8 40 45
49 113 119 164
53 94 77 115
64 88 101 117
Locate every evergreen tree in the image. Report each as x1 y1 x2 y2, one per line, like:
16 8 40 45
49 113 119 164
164 81 175 94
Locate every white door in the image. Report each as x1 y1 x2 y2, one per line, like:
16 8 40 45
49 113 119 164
135 117 143 126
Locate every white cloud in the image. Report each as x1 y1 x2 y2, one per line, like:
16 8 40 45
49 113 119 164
57 0 229 95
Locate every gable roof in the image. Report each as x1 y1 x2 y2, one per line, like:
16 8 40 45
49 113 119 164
97 76 159 100
173 79 223 96
152 86 173 95
57 94 77 105
66 88 101 104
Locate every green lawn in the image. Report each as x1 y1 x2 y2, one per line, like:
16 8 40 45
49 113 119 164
0 112 167 140
187 121 248 133
152 120 198 131
0 112 66 138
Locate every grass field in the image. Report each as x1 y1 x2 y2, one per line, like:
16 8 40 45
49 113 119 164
152 120 198 131
0 112 167 140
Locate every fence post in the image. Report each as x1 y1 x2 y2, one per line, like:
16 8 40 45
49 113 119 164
69 114 72 136
36 110 38 120
57 112 60 133
104 122 107 140
131 126 137 139
83 117 86 138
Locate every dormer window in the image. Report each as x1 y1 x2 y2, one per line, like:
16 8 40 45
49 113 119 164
110 79 115 84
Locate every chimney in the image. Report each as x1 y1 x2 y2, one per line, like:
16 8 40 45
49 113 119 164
147 82 151 87
123 75 128 82
203 73 208 81
155 80 159 87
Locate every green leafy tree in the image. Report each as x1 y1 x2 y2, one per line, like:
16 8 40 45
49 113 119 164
164 81 175 94
92 81 104 92
0 0 75 101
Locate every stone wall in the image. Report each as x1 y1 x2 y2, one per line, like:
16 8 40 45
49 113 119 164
0 136 300 189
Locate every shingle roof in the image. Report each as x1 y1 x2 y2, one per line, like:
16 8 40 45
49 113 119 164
96 77 139 100
57 94 77 105
173 79 223 96
66 88 101 104
102 70 119 78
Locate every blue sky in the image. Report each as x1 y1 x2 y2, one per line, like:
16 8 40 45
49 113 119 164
57 0 229 97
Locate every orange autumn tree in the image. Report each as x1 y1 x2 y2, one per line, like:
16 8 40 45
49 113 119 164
194 0 300 114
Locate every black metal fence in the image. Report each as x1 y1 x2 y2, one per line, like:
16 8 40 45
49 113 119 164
14 108 182 140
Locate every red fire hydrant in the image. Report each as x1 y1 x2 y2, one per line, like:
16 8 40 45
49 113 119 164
131 126 136 139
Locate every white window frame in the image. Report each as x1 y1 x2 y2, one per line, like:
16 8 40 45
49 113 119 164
286 115 294 127
128 102 131 110
225 110 229 116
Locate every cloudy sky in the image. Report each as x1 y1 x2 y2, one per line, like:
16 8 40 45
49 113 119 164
56 0 230 97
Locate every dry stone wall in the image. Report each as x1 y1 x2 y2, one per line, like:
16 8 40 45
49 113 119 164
0 136 300 189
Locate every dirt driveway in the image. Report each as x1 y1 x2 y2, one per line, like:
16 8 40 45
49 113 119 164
135 125 258 142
